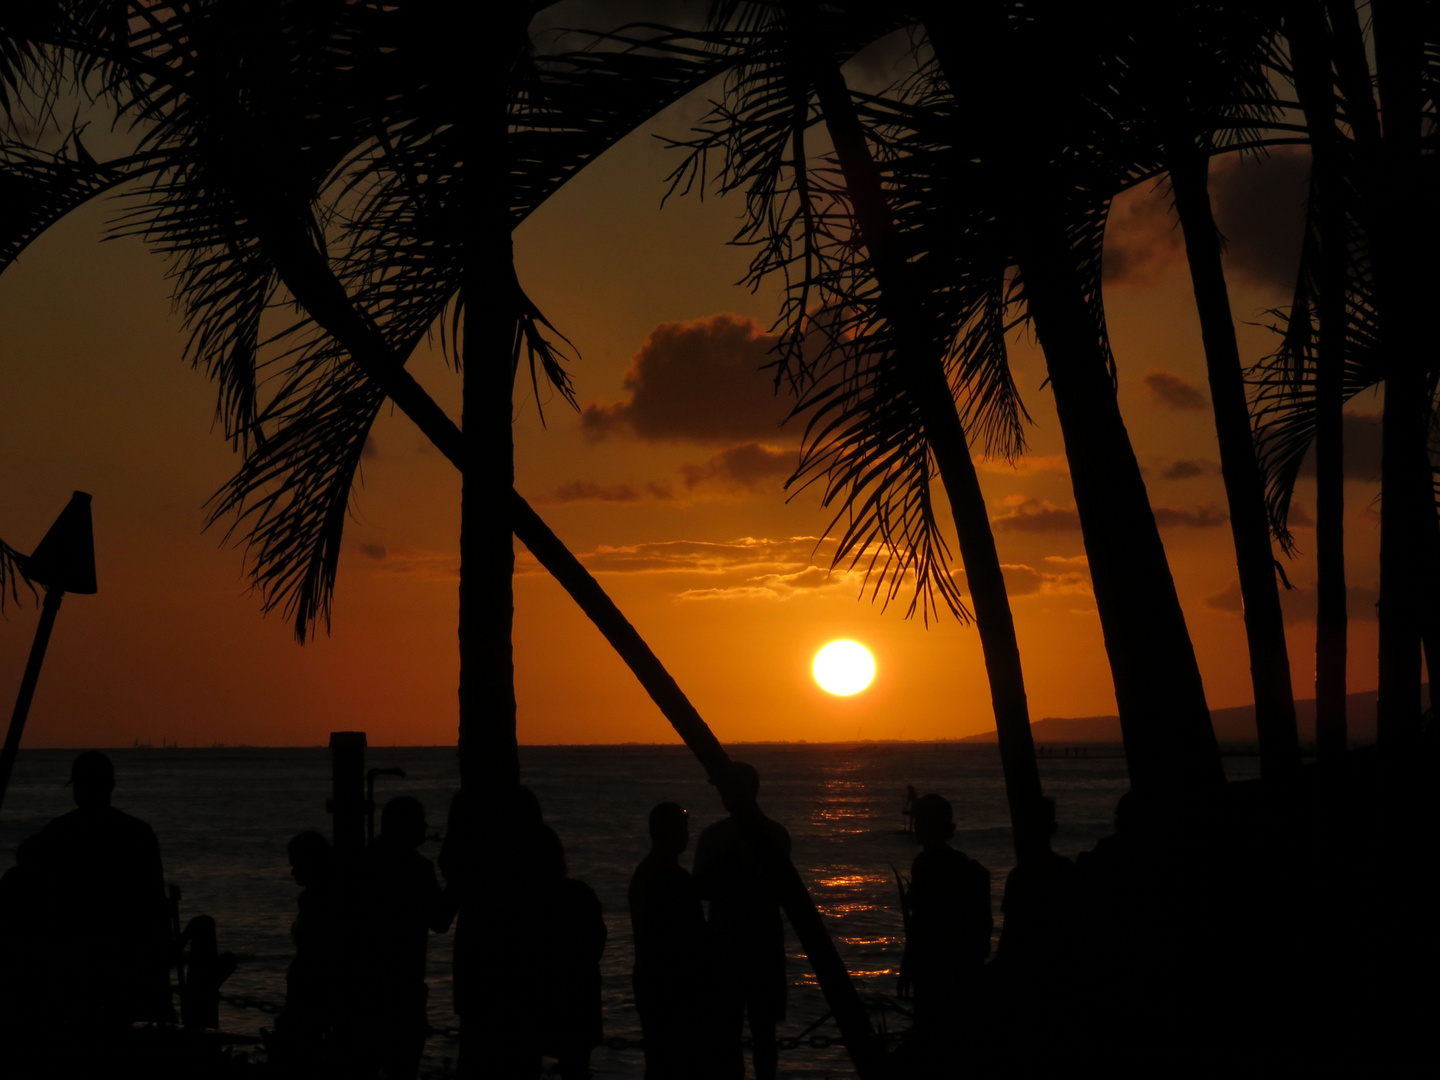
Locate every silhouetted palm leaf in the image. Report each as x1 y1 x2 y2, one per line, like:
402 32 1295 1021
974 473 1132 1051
6 4 742 638
1251 158 1385 552
0 536 35 613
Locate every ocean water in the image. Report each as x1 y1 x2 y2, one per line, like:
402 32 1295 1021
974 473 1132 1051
0 744 1261 1077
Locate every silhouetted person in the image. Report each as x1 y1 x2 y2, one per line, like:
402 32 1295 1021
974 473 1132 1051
991 797 1078 1068
274 830 338 1073
534 827 606 1080
440 784 551 1078
693 763 790 1080
996 798 1077 969
629 802 717 1079
365 796 451 1080
0 835 57 1070
898 794 991 1068
177 913 238 1031
30 750 173 1035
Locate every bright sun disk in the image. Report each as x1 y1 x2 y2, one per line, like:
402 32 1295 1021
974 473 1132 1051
812 640 876 696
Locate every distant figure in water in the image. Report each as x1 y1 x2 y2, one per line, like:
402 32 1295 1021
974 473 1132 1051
901 785 919 833
535 828 607 1080
693 763 791 1080
30 750 173 1034
629 802 717 1079
275 830 338 1072
898 794 991 1066
365 796 452 1080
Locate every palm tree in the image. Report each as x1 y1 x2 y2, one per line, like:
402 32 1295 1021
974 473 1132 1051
679 0 1227 797
811 0 1226 795
669 0 1053 859
3 4 887 1071
1116 3 1303 779
1254 2 1440 757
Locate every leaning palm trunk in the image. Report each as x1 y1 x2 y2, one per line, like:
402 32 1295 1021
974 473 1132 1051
1166 145 1301 778
215 158 885 1079
924 6 1224 795
1020 222 1225 793
784 0 1048 862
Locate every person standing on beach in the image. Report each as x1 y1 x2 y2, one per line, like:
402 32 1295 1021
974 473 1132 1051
364 796 452 1080
692 763 790 1080
440 785 552 1078
275 830 339 1074
535 827 607 1080
30 750 174 1034
897 793 992 1067
629 801 717 1079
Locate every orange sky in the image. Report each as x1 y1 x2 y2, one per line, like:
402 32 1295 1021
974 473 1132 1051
0 80 1393 749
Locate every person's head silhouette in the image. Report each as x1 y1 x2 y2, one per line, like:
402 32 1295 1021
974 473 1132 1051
67 750 114 810
716 761 761 816
648 802 689 857
380 796 428 849
913 793 956 848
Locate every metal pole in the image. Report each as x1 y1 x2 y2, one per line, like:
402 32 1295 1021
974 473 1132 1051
0 587 64 815
329 731 367 858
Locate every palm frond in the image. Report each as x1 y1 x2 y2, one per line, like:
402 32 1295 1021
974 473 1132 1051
0 536 36 614
1250 150 1382 550
0 137 131 273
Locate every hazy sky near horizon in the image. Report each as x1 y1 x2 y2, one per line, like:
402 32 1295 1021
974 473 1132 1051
0 33 1393 750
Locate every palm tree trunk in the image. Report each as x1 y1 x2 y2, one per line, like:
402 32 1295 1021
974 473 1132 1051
1166 146 1302 778
785 0 1049 862
1020 227 1226 794
1370 0 1428 753
457 50 521 792
923 5 1224 796
1287 2 1349 764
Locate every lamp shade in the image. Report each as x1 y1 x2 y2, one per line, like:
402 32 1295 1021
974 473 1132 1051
24 491 97 594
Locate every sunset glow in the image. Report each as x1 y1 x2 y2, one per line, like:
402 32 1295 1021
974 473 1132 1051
813 641 876 697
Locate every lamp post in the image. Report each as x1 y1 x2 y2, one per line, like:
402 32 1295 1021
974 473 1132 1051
0 492 97 814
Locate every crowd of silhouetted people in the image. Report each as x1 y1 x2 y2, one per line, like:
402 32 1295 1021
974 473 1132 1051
1 748 1429 1078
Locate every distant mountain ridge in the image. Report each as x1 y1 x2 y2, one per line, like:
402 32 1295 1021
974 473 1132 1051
960 686 1430 745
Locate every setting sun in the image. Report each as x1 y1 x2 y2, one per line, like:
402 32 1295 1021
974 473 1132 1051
812 640 876 696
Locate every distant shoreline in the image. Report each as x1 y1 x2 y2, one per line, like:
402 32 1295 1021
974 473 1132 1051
18 684 1426 753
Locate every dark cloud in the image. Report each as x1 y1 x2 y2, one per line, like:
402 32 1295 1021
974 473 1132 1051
522 534 874 602
1287 502 1316 528
1297 411 1383 482
954 557 1092 598
1209 149 1311 294
581 314 792 445
992 500 1082 533
355 546 456 582
547 480 675 504
681 443 794 491
1104 181 1185 285
1153 505 1228 528
992 498 1223 533
1163 459 1219 480
1143 368 1209 411
1204 578 1378 623
362 435 378 460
